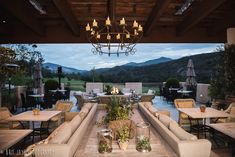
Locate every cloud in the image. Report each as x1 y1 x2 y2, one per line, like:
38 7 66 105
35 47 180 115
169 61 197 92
36 43 222 70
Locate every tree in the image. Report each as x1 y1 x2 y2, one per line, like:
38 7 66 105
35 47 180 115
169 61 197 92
0 44 44 107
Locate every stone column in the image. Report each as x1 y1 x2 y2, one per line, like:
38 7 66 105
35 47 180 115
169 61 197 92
227 28 235 44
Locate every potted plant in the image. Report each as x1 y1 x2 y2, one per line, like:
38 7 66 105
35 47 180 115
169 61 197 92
117 126 130 150
136 135 151 152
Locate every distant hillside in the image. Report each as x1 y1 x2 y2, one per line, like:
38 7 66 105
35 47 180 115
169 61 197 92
43 63 87 74
92 52 222 83
123 57 172 67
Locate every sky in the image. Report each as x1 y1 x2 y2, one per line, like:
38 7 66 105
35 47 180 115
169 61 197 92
36 43 222 70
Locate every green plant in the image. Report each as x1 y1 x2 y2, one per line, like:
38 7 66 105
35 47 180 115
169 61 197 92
104 96 133 124
209 48 226 99
165 77 179 88
44 79 59 93
224 44 235 95
117 126 130 143
136 136 151 152
105 85 112 95
98 140 112 153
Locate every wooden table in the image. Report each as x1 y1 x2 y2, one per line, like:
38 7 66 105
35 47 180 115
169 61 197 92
177 108 231 119
178 108 231 138
0 129 32 154
74 109 177 157
7 111 61 141
209 123 235 156
209 122 235 140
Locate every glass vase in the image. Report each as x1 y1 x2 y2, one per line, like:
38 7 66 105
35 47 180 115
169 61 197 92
136 122 151 152
97 129 113 154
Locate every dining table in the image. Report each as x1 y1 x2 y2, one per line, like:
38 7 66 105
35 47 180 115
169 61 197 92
0 129 32 155
7 111 61 142
177 107 231 138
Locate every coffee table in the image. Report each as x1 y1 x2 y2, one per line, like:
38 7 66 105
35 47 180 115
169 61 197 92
0 129 32 154
7 111 61 141
177 108 231 138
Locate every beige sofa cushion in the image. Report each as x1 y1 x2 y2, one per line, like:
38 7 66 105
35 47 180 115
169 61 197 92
159 114 177 128
79 107 89 120
144 102 152 109
157 110 171 117
48 123 72 144
169 122 197 141
148 106 158 115
70 114 82 133
83 103 92 110
154 112 159 118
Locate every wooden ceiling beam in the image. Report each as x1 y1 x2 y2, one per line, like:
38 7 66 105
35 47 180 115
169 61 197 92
144 0 171 36
53 0 80 36
176 0 226 36
0 0 45 36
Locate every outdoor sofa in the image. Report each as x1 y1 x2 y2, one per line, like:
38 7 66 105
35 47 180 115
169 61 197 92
25 103 97 157
139 102 211 157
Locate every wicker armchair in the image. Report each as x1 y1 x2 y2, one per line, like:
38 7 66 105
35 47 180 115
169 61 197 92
44 100 73 130
140 94 155 103
0 107 22 129
216 102 235 123
174 99 196 126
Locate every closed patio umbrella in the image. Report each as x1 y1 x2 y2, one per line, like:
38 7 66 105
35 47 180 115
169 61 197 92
186 59 197 88
34 62 43 94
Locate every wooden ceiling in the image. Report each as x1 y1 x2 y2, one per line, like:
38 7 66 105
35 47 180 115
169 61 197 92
0 0 234 43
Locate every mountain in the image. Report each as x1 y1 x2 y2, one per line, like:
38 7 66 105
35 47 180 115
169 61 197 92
91 52 221 83
43 62 87 74
123 57 172 67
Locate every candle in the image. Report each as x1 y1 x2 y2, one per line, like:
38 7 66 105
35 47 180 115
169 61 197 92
96 33 100 39
134 29 138 35
120 17 125 25
133 20 138 28
106 17 111 26
116 33 120 40
91 30 95 35
92 19 98 27
107 34 111 40
85 23 90 31
138 24 143 32
126 33 130 39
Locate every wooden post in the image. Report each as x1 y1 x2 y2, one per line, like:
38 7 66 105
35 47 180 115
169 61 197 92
227 28 235 44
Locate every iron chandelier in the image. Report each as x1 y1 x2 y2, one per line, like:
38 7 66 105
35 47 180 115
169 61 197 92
85 17 143 56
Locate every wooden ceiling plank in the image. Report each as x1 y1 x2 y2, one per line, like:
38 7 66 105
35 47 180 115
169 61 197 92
0 0 45 36
176 0 226 36
53 0 80 36
144 0 171 36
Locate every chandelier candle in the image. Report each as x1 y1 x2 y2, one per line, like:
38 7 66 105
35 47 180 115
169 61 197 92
85 17 143 56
